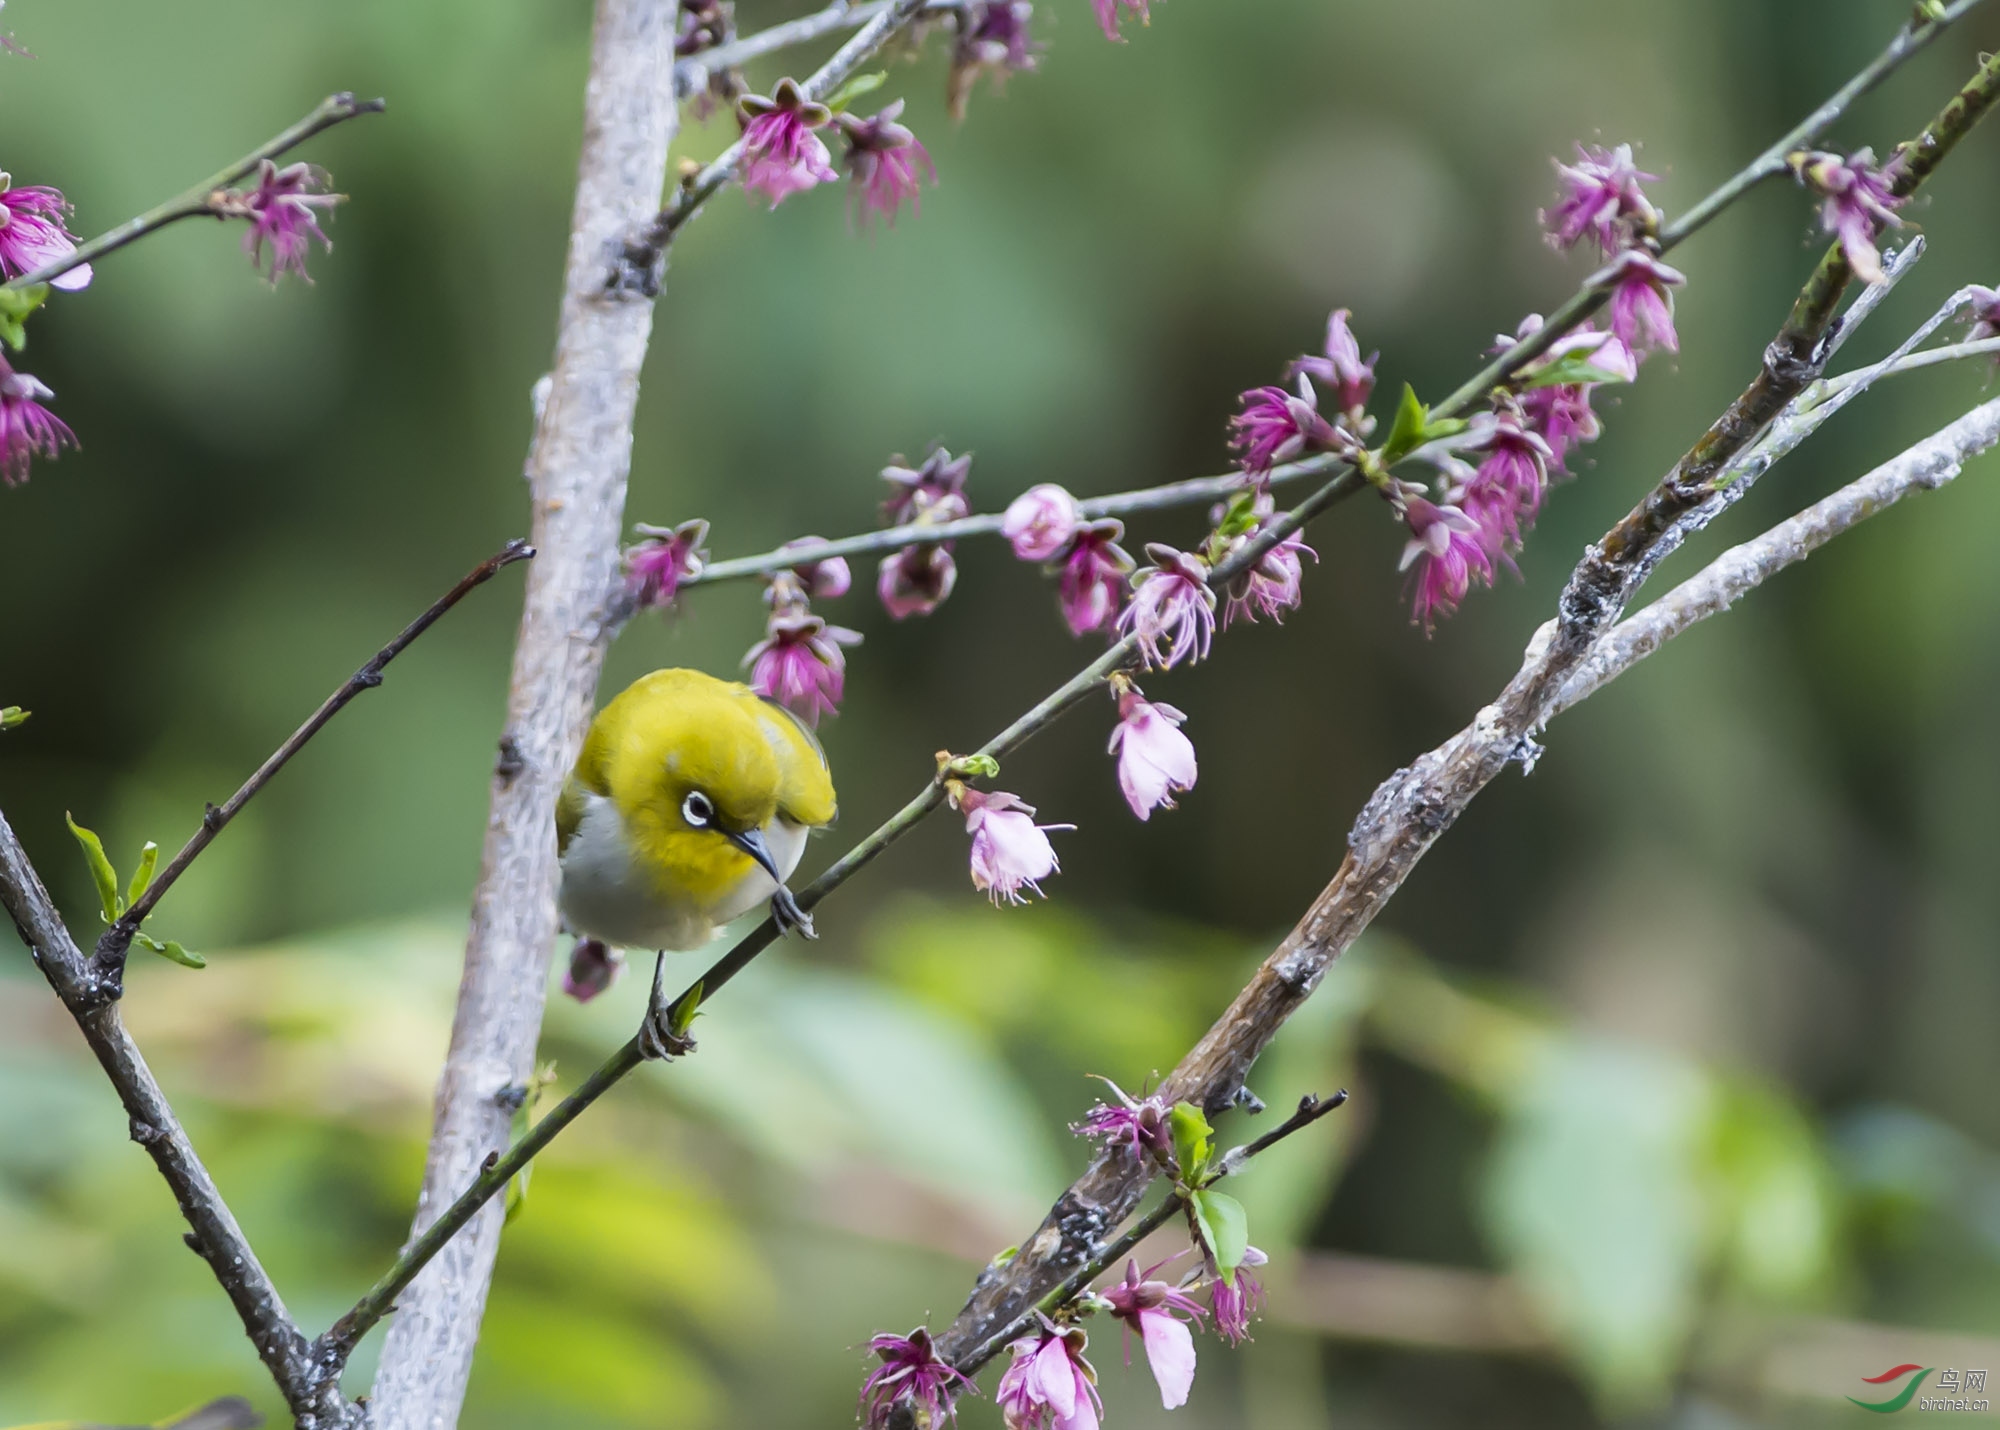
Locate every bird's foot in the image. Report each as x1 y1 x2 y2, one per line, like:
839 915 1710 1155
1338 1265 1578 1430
636 953 697 1061
770 885 817 940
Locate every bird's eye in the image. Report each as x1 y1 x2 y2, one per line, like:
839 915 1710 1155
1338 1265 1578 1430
681 791 715 828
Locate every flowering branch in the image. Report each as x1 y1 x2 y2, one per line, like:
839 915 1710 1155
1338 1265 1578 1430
920 43 2000 1371
88 541 532 990
621 0 933 284
683 458 1333 587
1 91 385 292
0 811 361 1428
950 1090 1351 1379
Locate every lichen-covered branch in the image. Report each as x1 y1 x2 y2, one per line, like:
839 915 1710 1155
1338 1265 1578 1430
925 45 2000 1367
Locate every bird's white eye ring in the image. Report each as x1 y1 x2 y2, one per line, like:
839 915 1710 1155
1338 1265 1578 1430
682 791 715 828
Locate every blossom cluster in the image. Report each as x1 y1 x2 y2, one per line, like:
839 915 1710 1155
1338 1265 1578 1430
736 79 935 226
0 157 345 488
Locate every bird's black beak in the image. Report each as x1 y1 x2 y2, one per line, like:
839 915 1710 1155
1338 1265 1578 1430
725 825 784 884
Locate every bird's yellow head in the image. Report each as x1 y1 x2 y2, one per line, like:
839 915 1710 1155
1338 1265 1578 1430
563 669 836 907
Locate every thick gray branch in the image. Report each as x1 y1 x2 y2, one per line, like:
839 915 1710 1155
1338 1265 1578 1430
366 0 678 1424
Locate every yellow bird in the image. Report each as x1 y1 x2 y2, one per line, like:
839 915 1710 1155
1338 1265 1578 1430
557 668 836 950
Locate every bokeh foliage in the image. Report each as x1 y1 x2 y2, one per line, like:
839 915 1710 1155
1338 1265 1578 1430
4 0 2000 1424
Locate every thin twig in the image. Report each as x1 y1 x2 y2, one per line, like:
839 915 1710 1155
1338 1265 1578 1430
951 1090 1351 1377
672 0 965 95
684 456 1334 587
91 541 533 989
5 92 386 293
0 811 361 1429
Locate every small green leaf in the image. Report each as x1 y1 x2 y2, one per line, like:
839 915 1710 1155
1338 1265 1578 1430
669 979 705 1037
1421 416 1469 444
990 1244 1019 1268
1169 1101 1214 1179
0 283 48 352
1191 1188 1250 1284
944 753 1002 781
825 70 887 114
135 932 206 969
1379 383 1430 464
65 813 121 922
1213 492 1262 541
504 1102 535 1225
1520 353 1629 391
126 841 160 907
0 706 27 730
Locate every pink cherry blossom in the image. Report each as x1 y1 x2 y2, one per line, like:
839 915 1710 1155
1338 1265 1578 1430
1792 147 1905 285
560 938 624 1003
956 788 1070 905
996 1322 1100 1430
1091 0 1150 41
837 100 936 228
235 159 340 284
1103 1259 1206 1409
1108 689 1196 820
860 1327 975 1429
877 543 958 619
744 609 862 725
0 179 91 290
1209 1246 1268 1345
1117 544 1215 668
624 519 710 608
0 357 74 486
1542 143 1658 254
1284 307 1377 417
738 79 838 208
1598 248 1686 355
1398 495 1490 631
1057 519 1133 636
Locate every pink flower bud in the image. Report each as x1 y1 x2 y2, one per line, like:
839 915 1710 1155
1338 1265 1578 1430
777 536 852 600
623 519 710 609
1001 483 1081 562
877 543 957 620
560 938 624 1003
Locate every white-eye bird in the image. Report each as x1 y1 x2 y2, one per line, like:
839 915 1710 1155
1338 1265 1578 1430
556 668 835 950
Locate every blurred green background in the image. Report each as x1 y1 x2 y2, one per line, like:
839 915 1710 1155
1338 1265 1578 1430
5 0 2000 1425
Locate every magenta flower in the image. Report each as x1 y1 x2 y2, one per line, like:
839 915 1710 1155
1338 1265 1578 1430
1091 0 1150 41
1108 688 1196 820
0 179 90 290
837 100 936 227
1072 1078 1173 1160
877 543 958 620
1503 319 1633 473
949 0 1039 121
1103 1259 1206 1409
882 446 973 526
1791 147 1904 285
996 1322 1100 1430
776 535 852 600
1399 495 1490 631
1208 1246 1268 1345
1002 482 1081 562
738 79 838 208
233 160 340 285
1229 380 1340 480
860 1327 975 1429
1598 248 1685 356
1058 519 1134 636
624 519 710 609
1457 411 1552 555
1221 527 1316 628
1117 543 1216 669
1285 308 1377 418
561 938 625 1003
0 357 74 486
745 610 862 725
955 788 1070 905
1542 143 1658 254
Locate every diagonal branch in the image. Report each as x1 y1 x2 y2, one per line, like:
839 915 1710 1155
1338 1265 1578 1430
0 812 359 1429
92 541 533 990
4 92 386 293
924 44 2000 1369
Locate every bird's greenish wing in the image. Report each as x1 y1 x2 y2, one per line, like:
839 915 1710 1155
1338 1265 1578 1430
752 696 837 827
